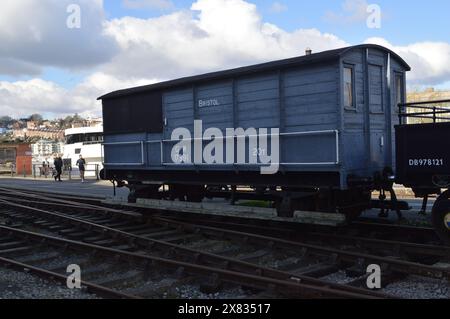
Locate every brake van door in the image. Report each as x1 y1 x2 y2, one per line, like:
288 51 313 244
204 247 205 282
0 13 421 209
163 89 195 164
368 63 388 170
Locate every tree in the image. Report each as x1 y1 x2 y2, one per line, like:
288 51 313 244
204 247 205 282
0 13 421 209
64 115 74 123
29 113 43 123
0 116 13 127
72 113 83 123
59 114 86 129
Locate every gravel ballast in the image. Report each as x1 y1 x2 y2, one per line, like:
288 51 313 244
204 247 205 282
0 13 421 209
382 275 450 299
0 267 99 299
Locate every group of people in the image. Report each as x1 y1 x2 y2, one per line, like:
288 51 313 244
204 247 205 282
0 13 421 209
49 154 86 183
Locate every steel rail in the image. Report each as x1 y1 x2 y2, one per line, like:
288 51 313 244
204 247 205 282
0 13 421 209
150 214 449 257
5 187 437 240
0 197 390 299
0 188 443 254
0 225 379 299
152 217 450 280
0 256 140 299
1 189 448 280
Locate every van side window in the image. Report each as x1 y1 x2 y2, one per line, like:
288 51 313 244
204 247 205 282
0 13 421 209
344 66 355 109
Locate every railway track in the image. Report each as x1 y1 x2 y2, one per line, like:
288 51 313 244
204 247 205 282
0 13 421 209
0 205 387 299
163 216 447 261
19 186 443 255
2 186 440 244
0 187 449 298
0 225 142 299
1 188 447 260
0 189 392 299
3 225 349 299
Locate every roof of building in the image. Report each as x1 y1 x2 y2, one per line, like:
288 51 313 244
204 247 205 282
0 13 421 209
65 126 103 136
98 44 411 101
27 128 64 133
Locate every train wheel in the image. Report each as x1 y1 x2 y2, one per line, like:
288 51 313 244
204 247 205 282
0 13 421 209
128 184 161 203
186 185 205 203
128 192 137 203
431 197 450 245
168 184 186 201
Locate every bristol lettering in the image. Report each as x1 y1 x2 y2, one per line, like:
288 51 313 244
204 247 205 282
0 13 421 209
198 99 220 108
171 120 280 175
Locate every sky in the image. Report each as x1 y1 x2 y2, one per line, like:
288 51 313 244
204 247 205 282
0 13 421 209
1 0 450 119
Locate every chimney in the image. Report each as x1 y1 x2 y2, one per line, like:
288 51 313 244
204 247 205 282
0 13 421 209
305 48 312 55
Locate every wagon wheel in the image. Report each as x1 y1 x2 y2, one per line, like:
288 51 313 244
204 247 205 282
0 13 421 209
275 196 294 218
435 190 450 204
431 196 450 245
128 189 138 203
186 185 205 203
344 208 364 222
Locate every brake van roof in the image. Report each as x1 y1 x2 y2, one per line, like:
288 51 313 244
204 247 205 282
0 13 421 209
98 44 410 101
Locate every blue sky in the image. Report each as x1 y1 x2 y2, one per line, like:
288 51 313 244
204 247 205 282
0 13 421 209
43 0 450 88
1 0 450 118
104 0 450 45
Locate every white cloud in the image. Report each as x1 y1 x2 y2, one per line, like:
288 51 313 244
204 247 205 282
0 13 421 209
122 0 175 10
0 0 118 76
103 0 348 80
0 74 158 119
0 79 72 118
365 38 450 86
269 2 288 14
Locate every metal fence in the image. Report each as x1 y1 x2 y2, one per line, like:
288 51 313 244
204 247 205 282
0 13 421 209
399 99 450 124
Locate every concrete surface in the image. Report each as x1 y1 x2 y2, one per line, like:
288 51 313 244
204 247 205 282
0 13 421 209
128 198 347 226
0 176 129 199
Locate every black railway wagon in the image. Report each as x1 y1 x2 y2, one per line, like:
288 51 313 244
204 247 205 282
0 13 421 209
396 101 450 242
99 44 410 219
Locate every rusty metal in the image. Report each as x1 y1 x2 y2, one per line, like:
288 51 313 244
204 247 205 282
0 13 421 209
2 187 449 297
0 225 380 299
154 217 450 280
0 197 390 298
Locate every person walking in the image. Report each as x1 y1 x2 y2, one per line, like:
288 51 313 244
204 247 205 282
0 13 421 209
76 155 86 183
41 161 47 177
53 155 63 182
42 160 50 178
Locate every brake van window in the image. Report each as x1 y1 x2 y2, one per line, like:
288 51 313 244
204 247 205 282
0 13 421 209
344 66 355 109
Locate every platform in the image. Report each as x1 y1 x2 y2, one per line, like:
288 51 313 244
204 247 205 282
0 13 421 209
0 176 128 199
